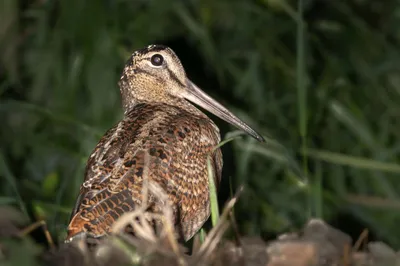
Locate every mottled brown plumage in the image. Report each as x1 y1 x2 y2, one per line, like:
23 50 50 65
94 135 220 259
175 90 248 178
66 45 264 242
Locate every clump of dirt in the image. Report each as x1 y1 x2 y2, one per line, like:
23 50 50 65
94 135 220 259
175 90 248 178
0 205 399 266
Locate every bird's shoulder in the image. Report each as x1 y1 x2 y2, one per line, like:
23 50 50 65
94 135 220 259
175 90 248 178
80 102 221 192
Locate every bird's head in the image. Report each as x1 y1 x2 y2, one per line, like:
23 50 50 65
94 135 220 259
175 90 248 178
118 44 264 142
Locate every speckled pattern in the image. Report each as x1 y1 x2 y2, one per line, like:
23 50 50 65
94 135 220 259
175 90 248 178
66 45 223 241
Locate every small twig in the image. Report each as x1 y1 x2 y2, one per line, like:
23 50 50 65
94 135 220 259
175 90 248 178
353 229 369 251
342 243 351 266
18 220 55 249
229 211 242 247
196 186 244 260
147 181 186 266
110 157 186 265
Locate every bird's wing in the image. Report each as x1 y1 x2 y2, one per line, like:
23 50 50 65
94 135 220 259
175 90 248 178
66 103 222 241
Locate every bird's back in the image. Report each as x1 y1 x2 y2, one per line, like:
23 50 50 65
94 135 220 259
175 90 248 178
66 102 223 241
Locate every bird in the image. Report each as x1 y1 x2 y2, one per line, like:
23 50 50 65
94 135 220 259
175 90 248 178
65 44 264 243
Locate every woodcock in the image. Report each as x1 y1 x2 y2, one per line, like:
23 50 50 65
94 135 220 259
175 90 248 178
66 45 264 243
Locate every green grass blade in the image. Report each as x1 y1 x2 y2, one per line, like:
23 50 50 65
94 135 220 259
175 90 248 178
296 0 311 217
0 100 103 137
296 0 307 139
207 156 219 227
304 148 400 174
0 152 29 218
207 133 252 227
0 196 16 205
329 100 378 150
235 141 308 188
199 228 206 243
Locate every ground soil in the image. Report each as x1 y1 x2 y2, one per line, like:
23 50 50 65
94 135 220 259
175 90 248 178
0 206 398 266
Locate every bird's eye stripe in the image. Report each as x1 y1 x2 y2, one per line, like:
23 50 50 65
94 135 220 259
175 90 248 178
166 67 186 88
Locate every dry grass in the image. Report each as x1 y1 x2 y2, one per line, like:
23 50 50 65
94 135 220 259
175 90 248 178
60 148 242 265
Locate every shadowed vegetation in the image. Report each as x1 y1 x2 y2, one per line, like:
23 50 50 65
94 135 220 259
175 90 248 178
1 0 400 259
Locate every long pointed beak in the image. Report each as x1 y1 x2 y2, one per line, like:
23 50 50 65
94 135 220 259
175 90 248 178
182 79 265 142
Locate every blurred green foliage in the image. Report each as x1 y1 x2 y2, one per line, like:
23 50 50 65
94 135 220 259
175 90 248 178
1 0 400 248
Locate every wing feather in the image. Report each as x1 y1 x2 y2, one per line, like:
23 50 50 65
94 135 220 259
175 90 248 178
67 103 222 241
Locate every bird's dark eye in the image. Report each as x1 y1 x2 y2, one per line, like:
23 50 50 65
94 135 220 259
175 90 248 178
150 54 164 66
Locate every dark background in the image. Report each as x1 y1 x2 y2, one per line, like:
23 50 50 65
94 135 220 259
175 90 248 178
1 0 400 248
